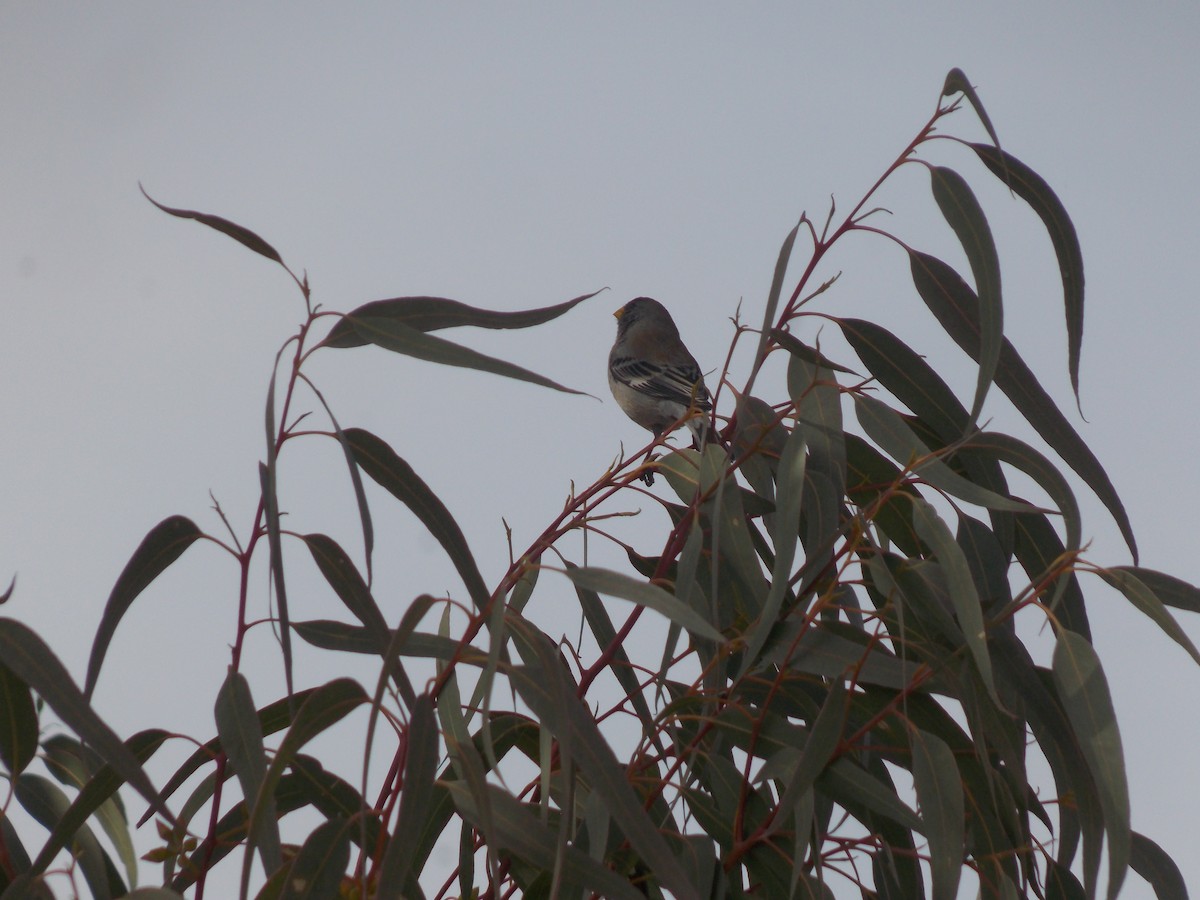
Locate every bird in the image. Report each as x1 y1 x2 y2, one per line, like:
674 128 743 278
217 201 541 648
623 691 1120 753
608 297 716 482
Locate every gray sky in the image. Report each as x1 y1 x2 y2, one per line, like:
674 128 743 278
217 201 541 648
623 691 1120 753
3 4 1198 896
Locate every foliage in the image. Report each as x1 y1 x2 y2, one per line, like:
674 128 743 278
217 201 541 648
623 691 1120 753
0 69 1195 899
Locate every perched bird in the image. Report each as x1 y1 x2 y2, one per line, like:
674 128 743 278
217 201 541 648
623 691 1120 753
608 298 716 481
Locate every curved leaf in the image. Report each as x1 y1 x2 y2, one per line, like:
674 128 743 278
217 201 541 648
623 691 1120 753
971 142 1084 406
910 499 995 700
277 817 353 900
0 619 170 820
34 729 169 877
853 395 1041 513
322 290 602 347
377 695 439 898
16 773 124 899
839 318 967 443
445 780 645 900
942 68 1002 153
1110 566 1200 614
0 660 37 775
510 630 701 900
908 250 1136 560
1130 831 1188 900
910 729 964 900
216 670 281 886
930 166 1002 426
140 184 283 264
1096 568 1200 665
561 566 724 644
1052 630 1129 900
344 428 490 610
343 314 587 395
85 515 202 698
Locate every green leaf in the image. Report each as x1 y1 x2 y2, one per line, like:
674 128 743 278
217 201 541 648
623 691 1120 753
739 427 806 674
1096 568 1200 665
0 619 170 821
930 166 1002 427
942 68 1003 154
85 515 201 698
445 781 646 900
277 817 353 900
259 458 294 700
344 428 490 611
1052 630 1129 900
749 220 800 384
1110 566 1200 614
140 184 284 264
509 631 701 900
242 679 368 885
1129 831 1188 900
570 563 657 733
33 730 168 877
561 566 724 644
16 773 125 899
838 318 967 443
303 534 414 704
321 290 601 347
216 670 281 886
910 499 995 700
909 729 964 900
41 735 139 886
971 143 1085 406
293 619 462 662
0 660 37 775
377 695 439 898
853 395 1040 513
343 314 587 394
908 250 1137 561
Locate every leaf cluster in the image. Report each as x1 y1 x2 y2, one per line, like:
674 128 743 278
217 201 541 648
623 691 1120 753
0 70 1195 900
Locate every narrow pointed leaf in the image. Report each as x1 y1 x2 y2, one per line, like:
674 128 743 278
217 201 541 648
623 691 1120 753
854 395 1041 513
322 290 602 347
140 185 283 264
562 566 724 643
509 642 701 900
302 534 415 704
344 314 587 394
1052 630 1129 900
910 729 964 900
258 461 294 699
838 318 967 443
764 680 846 841
377 695 439 898
1129 831 1188 900
971 143 1084 405
910 499 995 699
16 774 124 900
444 781 645 900
216 670 281 884
1110 566 1200 615
930 166 1002 426
241 680 367 892
41 736 138 885
739 428 806 673
277 817 353 900
344 428 490 611
0 660 37 775
0 619 170 820
34 729 169 876
85 516 201 698
908 250 1136 560
1096 568 1200 665
943 68 1003 153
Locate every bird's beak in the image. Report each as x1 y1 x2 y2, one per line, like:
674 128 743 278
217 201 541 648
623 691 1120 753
612 307 625 320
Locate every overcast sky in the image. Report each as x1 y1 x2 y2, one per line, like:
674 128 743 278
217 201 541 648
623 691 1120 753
3 4 1198 896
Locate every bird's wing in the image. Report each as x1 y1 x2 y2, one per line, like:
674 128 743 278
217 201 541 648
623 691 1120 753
610 355 711 410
